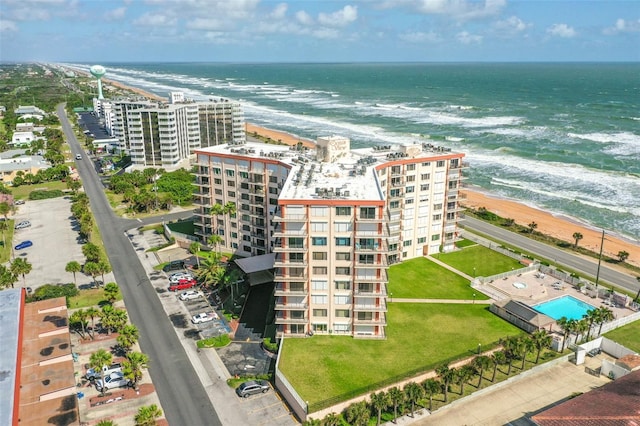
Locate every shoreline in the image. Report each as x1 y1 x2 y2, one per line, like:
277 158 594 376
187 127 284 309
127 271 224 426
94 75 639 268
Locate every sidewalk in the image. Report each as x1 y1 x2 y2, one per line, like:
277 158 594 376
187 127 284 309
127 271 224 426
426 255 475 281
393 298 492 304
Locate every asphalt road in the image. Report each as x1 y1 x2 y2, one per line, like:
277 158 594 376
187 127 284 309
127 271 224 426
57 105 222 425
461 216 639 296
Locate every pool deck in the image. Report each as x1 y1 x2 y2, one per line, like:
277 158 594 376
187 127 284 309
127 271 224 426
478 270 633 332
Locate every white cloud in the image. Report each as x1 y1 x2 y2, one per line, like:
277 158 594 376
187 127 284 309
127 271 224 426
547 23 576 38
295 11 314 26
133 13 177 27
456 30 482 44
104 7 126 21
318 5 358 27
186 18 226 31
270 3 288 20
0 19 18 32
493 16 531 34
399 31 441 43
603 18 640 35
384 0 505 21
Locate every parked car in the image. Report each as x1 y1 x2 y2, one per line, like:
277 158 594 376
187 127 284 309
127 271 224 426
94 372 132 392
235 380 270 398
163 259 185 272
169 279 197 292
85 363 122 382
15 240 33 250
169 272 194 283
191 312 218 324
15 220 31 230
14 199 25 205
179 290 204 301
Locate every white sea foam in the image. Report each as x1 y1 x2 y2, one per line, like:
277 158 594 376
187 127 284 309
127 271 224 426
568 131 640 155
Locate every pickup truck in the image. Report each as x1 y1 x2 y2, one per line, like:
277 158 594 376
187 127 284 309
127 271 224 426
85 363 122 382
191 312 219 324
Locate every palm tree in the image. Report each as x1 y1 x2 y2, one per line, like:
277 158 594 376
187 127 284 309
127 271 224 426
528 221 538 233
196 258 225 290
387 386 404 424
583 309 600 341
97 260 112 285
422 378 441 411
104 282 120 304
84 261 101 287
556 316 574 351
69 309 89 339
101 305 128 335
572 232 583 249
491 351 507 381
122 351 149 390
207 234 224 255
117 324 140 353
519 336 535 369
10 257 32 287
189 241 201 269
0 264 17 289
436 364 456 403
223 201 237 217
0 201 10 222
96 420 117 426
65 261 82 285
82 242 102 263
0 220 8 249
134 404 163 426
370 391 390 426
89 349 113 395
472 355 493 387
501 336 520 375
344 401 370 426
85 306 100 339
457 365 476 395
596 306 614 336
404 381 424 417
574 319 590 344
323 412 340 426
617 250 629 263
531 329 553 364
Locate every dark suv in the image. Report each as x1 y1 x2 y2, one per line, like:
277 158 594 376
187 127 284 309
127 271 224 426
235 380 270 398
163 260 185 272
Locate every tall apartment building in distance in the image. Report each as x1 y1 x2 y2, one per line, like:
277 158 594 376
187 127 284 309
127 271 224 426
95 93 245 169
194 137 466 338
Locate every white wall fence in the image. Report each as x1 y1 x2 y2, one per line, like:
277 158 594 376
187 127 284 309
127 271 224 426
460 230 528 263
598 310 640 334
274 338 308 422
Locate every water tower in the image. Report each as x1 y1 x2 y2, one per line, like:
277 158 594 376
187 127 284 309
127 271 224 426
89 65 106 100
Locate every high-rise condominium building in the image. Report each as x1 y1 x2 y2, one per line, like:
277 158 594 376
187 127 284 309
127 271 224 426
194 137 466 338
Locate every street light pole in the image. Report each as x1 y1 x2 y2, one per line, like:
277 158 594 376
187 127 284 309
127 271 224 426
594 229 605 290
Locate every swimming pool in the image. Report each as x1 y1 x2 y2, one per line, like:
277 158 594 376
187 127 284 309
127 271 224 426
532 295 597 320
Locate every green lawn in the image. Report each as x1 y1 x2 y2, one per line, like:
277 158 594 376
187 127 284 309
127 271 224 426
433 244 523 277
68 287 122 309
387 257 487 299
455 238 477 248
1 220 16 263
604 318 640 353
11 182 68 199
279 303 522 408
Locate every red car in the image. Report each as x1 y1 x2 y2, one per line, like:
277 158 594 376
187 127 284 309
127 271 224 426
169 279 197 292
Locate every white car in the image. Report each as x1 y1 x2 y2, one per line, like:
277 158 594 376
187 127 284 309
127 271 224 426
95 372 132 392
191 312 218 324
169 272 194 283
179 290 204 301
15 220 31 230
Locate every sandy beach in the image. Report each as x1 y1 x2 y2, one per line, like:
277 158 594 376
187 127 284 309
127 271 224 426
103 77 638 269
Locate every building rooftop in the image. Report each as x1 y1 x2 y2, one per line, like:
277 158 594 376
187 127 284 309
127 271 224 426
198 139 463 203
0 288 22 426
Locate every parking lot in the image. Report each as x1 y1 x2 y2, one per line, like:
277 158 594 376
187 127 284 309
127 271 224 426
11 197 115 290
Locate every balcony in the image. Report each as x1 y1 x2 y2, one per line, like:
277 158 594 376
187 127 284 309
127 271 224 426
354 330 386 340
353 315 387 325
275 302 308 310
274 259 307 268
354 285 388 296
353 303 387 312
274 272 308 281
354 242 387 253
273 245 306 253
274 285 307 296
274 316 307 324
355 271 388 283
354 257 388 268
272 213 307 222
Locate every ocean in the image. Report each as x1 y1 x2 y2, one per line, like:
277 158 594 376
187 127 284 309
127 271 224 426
64 62 640 241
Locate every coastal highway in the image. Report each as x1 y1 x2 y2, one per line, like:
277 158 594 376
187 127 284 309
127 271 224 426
58 105 222 425
462 216 640 296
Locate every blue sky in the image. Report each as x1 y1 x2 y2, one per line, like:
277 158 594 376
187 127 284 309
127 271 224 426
1 0 638 62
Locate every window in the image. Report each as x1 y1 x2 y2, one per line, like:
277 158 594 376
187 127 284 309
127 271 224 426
241 193 249 200
242 225 251 231
336 252 351 261
406 186 415 194
312 323 328 332
433 214 442 221
312 252 327 261
290 253 304 263
312 237 327 246
288 237 304 248
239 171 249 179
311 206 328 217
227 191 236 197
269 198 278 205
335 237 351 246
389 243 398 251
358 254 374 264
227 180 235 187
311 222 328 232
403 240 412 247
421 162 431 167
357 312 373 321
243 245 252 252
406 199 414 204
240 182 249 190
312 266 327 275
432 234 440 241
437 160 445 167
336 266 351 275
290 324 305 334
391 166 401 175
390 201 400 209
311 295 327 304
311 280 328 290
407 164 416 171
226 169 235 176
421 173 431 180
231 232 238 239
360 207 376 219
334 295 350 305
269 176 278 183
213 167 221 175
313 309 327 317
418 237 426 244
335 206 351 216
420 184 430 191
334 222 352 232
334 324 349 333
214 189 222 195
433 203 443 210
390 189 402 197
335 309 350 318
407 175 415 182
335 281 351 290
290 282 305 292
269 187 278 194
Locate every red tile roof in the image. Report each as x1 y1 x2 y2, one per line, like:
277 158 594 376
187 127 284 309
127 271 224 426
532 369 640 426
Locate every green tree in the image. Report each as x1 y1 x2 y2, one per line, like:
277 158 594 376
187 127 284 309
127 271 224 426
556 317 574 352
573 319 589 344
65 260 82 285
0 264 17 289
0 201 10 222
101 305 128 335
370 391 390 426
134 404 163 426
531 329 553 364
491 351 507 382
67 178 82 194
82 243 101 263
387 386 404 423
457 365 476 395
436 364 455 403
501 336 520 375
104 282 120 304
117 324 140 353
583 309 600 341
519 336 535 369
472 355 493 387
403 381 424 417
96 420 117 426
596 306 614 336
344 401 370 426
323 412 340 426
0 220 8 250
572 232 583 249
189 241 201 269
69 309 88 339
85 306 100 339
10 257 32 287
617 250 629 263
197 257 225 289
89 349 113 395
528 221 538 233
422 378 440 412
207 233 224 255
84 261 101 287
122 351 149 390
97 260 112 286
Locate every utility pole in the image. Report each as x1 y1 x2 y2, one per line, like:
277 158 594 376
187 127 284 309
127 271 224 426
594 229 605 290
